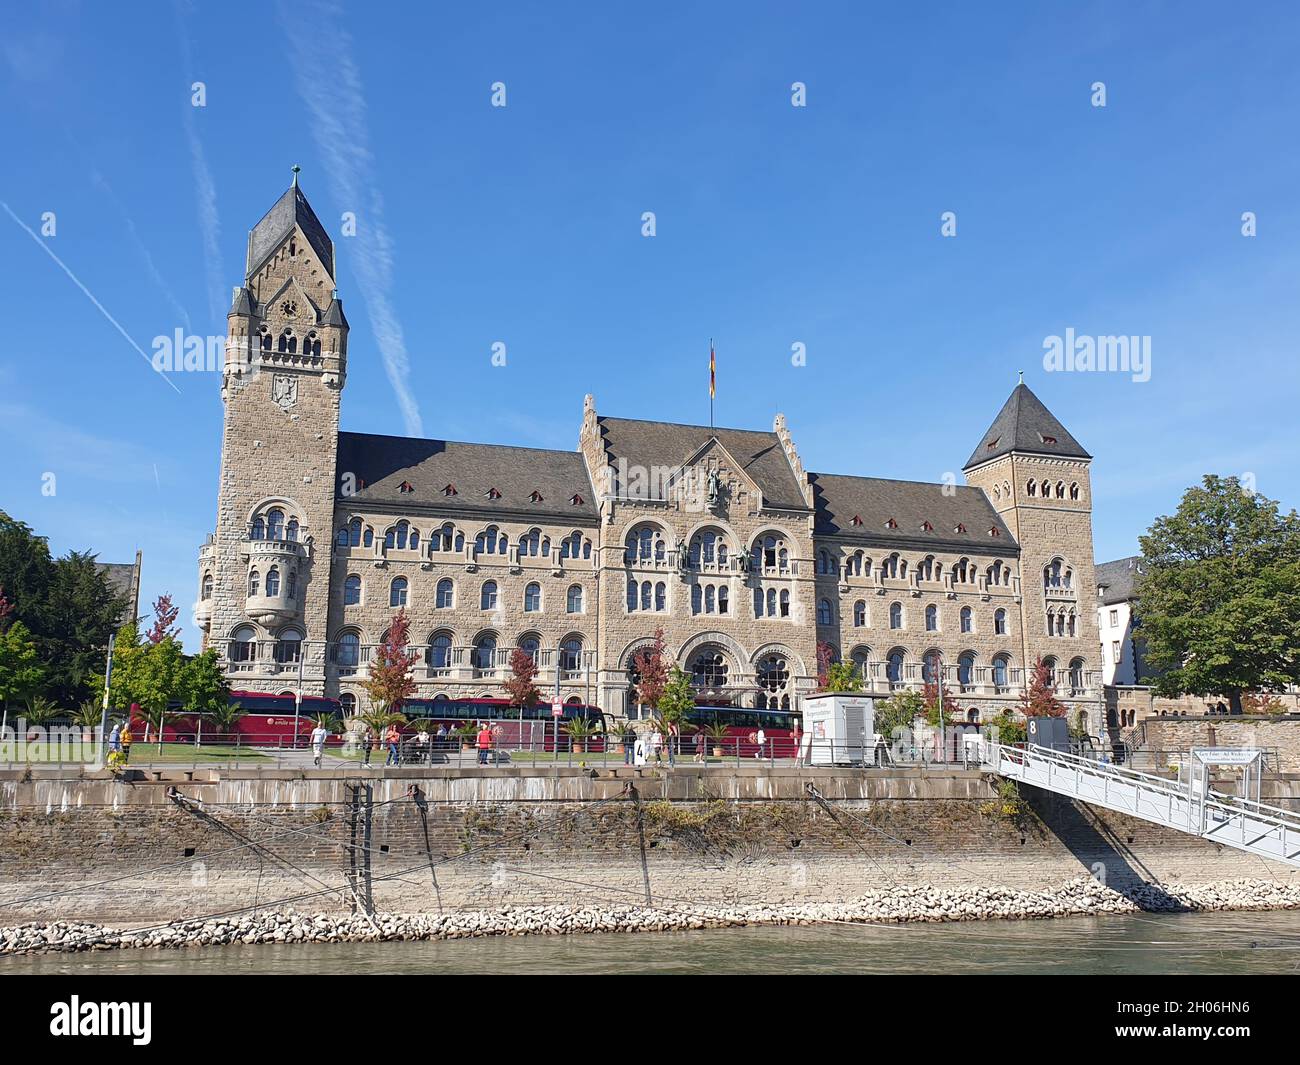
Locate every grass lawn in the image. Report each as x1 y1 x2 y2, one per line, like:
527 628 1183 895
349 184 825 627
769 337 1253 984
0 741 269 765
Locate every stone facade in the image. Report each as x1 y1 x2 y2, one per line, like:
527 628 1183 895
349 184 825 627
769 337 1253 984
195 184 1106 728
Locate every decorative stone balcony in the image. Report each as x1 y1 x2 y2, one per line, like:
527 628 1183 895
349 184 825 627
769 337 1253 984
242 538 309 626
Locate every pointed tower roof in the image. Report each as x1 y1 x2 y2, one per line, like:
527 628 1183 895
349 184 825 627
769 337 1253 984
246 183 335 282
963 383 1090 470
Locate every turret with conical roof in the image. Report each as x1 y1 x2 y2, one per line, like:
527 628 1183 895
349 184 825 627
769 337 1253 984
963 381 1098 711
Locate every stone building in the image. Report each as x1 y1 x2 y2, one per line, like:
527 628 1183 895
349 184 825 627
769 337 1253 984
195 182 1104 727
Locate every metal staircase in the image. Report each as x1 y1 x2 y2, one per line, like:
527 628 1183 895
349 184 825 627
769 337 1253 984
984 743 1300 869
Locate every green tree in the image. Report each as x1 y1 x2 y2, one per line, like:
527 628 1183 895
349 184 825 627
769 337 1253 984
0 620 44 717
91 623 145 713
1137 476 1300 714
180 648 230 717
0 512 127 705
133 637 188 749
656 665 696 728
824 661 863 693
874 689 925 742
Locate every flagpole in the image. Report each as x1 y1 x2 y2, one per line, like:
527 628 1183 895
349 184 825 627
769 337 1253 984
709 337 714 430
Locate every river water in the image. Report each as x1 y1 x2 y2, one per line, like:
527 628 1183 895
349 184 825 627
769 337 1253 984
3 910 1300 974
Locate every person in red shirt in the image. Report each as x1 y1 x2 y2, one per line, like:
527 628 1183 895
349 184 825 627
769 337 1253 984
476 722 493 766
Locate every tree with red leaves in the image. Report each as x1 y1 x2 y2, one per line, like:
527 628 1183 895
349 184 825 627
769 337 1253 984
1020 657 1067 718
504 646 541 709
631 627 670 715
816 640 836 690
364 611 418 714
0 585 12 630
145 594 180 644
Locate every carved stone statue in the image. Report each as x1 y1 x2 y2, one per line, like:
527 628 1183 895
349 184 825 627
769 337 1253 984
706 469 721 510
676 538 689 570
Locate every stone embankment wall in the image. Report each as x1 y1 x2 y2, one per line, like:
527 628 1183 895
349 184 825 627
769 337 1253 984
1 766 1297 924
1130 716 1300 773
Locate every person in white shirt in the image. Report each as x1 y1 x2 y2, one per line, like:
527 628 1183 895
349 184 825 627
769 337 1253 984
755 728 767 760
310 722 329 767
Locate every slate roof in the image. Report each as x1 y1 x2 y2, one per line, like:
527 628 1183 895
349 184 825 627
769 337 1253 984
963 383 1090 470
809 473 1017 551
1096 556 1145 604
335 432 598 522
595 417 809 511
247 184 335 281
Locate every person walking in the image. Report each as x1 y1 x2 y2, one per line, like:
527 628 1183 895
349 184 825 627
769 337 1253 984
476 721 493 766
120 718 134 764
755 727 767 760
360 725 374 766
435 723 448 754
791 724 804 766
650 727 663 765
310 720 328 768
622 722 636 766
107 722 122 767
667 721 679 767
694 727 707 763
384 723 401 766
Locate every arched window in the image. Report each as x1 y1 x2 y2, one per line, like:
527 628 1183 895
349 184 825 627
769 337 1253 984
993 654 1010 690
265 566 281 597
924 604 938 632
567 584 584 613
251 516 266 541
480 581 498 610
627 579 638 612
655 582 666 611
960 606 973 633
339 692 357 717
521 529 543 556
335 631 360 673
994 608 1007 635
881 553 901 579
524 582 541 612
889 602 903 629
690 649 729 690
850 646 871 681
389 576 408 608
1069 657 1085 691
436 578 454 609
817 598 833 625
641 581 653 611
705 586 716 614
1027 480 1037 497
1043 656 1059 688
958 652 976 691
286 570 297 600
229 625 257 666
886 649 905 687
756 654 791 710
766 587 777 617
286 518 299 542
363 526 373 549
515 633 540 662
433 523 456 552
426 632 453 671
690 529 728 568
691 584 703 614
845 551 863 577
473 633 497 671
274 626 303 664
922 650 942 685
259 327 272 351
752 533 789 572
337 518 362 548
853 600 866 627
625 524 665 564
780 589 790 617
560 636 583 674
952 558 974 585
264 509 284 540
201 573 213 600
248 569 260 598
1069 482 1080 500
1055 481 1066 499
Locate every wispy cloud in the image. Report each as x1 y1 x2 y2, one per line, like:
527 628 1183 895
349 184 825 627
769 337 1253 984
0 201 181 394
90 167 193 332
276 0 424 438
173 0 225 324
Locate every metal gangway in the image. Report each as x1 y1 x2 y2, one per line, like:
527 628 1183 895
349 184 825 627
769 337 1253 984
983 742 1300 869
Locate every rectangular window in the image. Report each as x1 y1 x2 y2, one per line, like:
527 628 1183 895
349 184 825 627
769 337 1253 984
1112 640 1121 662
1109 609 1118 627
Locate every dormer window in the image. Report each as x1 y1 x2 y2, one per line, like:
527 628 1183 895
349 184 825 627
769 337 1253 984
989 525 1001 537
884 517 898 530
986 437 1000 451
1039 433 1057 445
398 481 415 494
850 515 863 527
443 484 457 497
954 523 967 534
920 520 933 532
530 490 544 503
487 488 502 500
571 494 585 506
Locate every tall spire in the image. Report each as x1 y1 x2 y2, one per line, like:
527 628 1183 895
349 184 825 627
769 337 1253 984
291 164 300 187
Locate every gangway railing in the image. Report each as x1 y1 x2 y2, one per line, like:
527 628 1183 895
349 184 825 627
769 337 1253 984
983 742 1300 870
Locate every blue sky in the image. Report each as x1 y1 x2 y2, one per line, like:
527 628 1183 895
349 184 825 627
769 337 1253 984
2 1 1298 651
